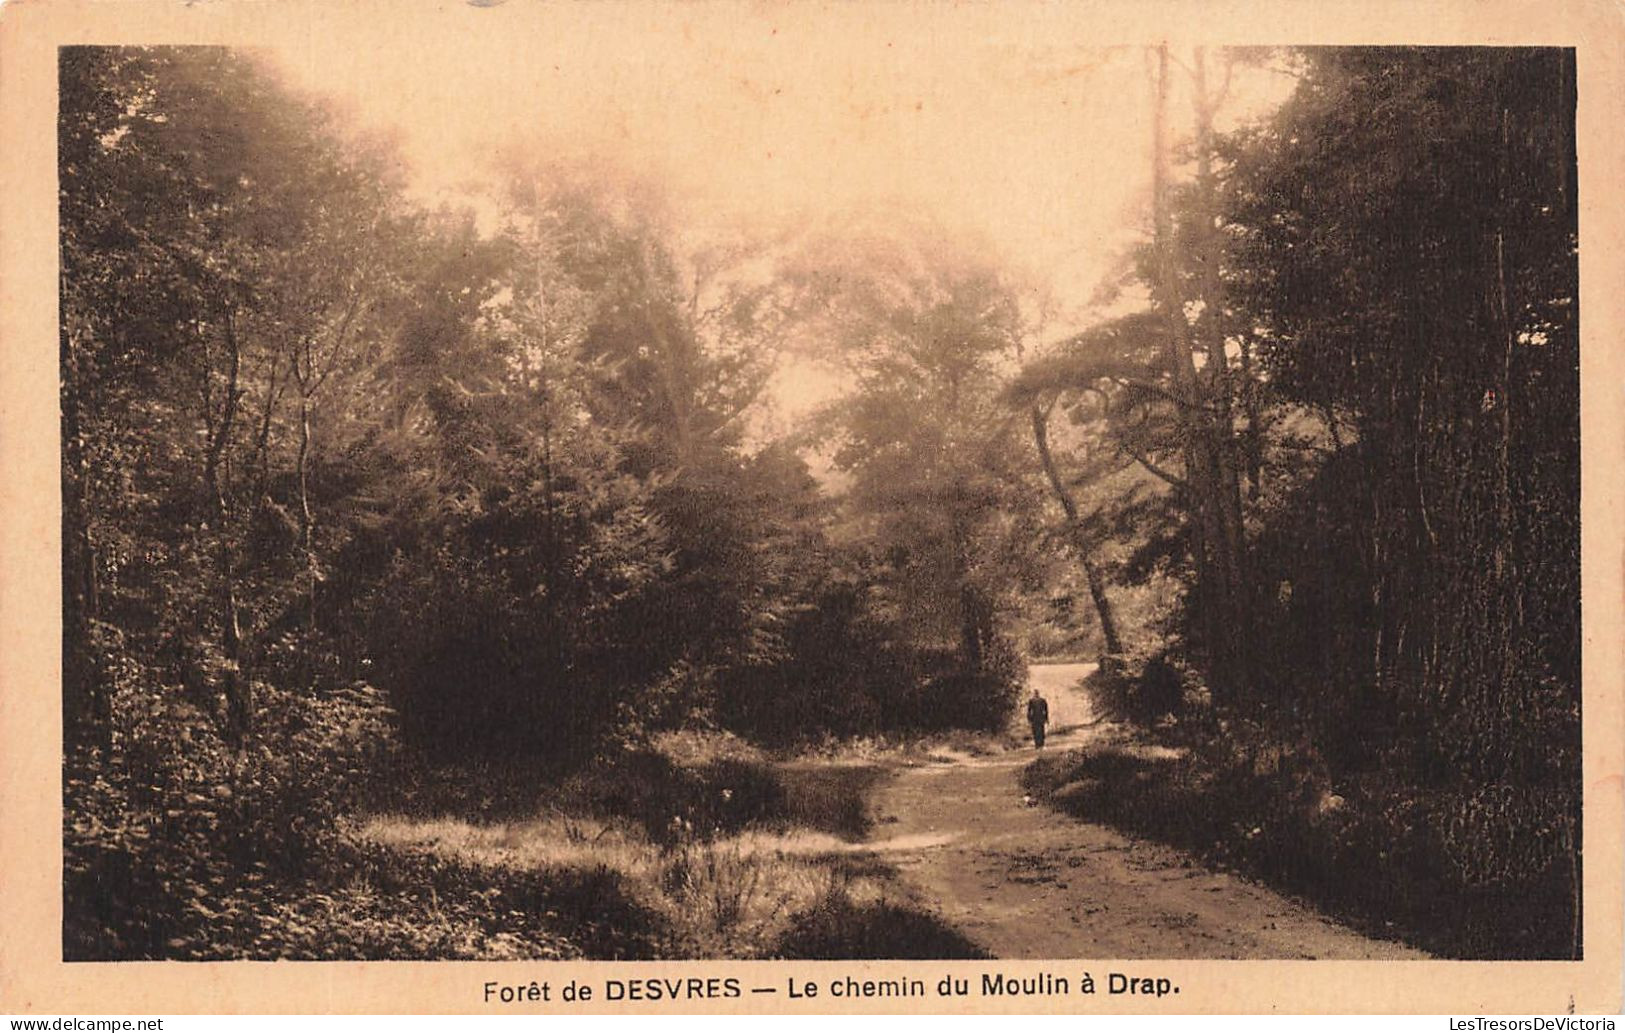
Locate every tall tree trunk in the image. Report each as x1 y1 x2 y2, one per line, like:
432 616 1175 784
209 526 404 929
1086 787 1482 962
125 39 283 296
205 311 251 743
1029 405 1123 655
1150 43 1251 692
1151 44 1222 675
290 293 364 689
297 385 317 649
1191 47 1251 688
1238 335 1266 499
253 350 285 503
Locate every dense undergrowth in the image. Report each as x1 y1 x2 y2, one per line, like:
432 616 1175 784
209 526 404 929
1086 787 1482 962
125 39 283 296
65 692 984 961
1023 662 1580 960
352 730 988 959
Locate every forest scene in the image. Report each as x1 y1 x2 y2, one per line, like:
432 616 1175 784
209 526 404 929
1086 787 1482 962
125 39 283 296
60 40 1579 962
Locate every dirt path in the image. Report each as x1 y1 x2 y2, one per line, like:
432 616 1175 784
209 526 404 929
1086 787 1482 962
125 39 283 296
866 663 1426 959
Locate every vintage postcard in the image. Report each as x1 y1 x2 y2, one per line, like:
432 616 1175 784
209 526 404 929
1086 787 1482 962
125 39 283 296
1 0 1621 1016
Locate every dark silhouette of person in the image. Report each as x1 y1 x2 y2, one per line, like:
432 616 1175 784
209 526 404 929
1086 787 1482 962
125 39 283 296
1026 691 1049 749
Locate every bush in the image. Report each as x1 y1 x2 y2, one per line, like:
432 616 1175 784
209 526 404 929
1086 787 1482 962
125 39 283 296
716 582 912 743
718 581 1027 743
364 547 634 764
567 750 789 846
64 659 400 960
1084 649 1194 725
776 894 989 959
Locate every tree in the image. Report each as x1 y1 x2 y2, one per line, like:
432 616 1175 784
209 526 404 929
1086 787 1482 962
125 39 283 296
1026 400 1124 656
795 233 1038 723
1144 44 1258 693
60 46 421 741
1011 47 1270 694
1220 46 1579 956
1226 48 1579 771
60 46 429 959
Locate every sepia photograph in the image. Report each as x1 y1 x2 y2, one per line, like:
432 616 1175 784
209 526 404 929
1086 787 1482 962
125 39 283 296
4 0 1622 1017
54 34 1583 965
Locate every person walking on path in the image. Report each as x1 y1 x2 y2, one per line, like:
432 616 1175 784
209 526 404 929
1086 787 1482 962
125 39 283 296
1026 690 1050 749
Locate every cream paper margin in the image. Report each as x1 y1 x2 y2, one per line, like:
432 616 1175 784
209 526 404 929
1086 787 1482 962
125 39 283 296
0 0 1619 1015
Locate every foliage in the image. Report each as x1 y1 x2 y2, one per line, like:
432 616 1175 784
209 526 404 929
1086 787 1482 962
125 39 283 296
1018 46 1580 957
1025 729 1579 959
1226 48 1579 779
58 42 1581 962
1083 649 1196 726
63 659 400 958
1218 52 1579 953
786 239 1039 728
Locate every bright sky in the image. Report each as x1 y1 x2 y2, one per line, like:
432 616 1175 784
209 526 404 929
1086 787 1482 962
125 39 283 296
264 8 1292 429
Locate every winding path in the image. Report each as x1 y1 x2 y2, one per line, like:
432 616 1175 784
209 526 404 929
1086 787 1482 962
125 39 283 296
865 663 1426 959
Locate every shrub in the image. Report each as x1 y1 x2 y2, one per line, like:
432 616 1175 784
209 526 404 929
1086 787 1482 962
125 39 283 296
912 631 1028 733
1084 649 1193 726
64 658 400 960
656 839 819 957
565 749 787 845
718 584 1027 744
776 893 989 959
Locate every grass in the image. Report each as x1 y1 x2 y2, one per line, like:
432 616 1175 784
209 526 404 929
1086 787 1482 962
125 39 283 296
353 805 973 958
782 726 1017 767
62 721 994 961
343 728 980 959
776 882 990 959
357 810 840 957
774 764 890 840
